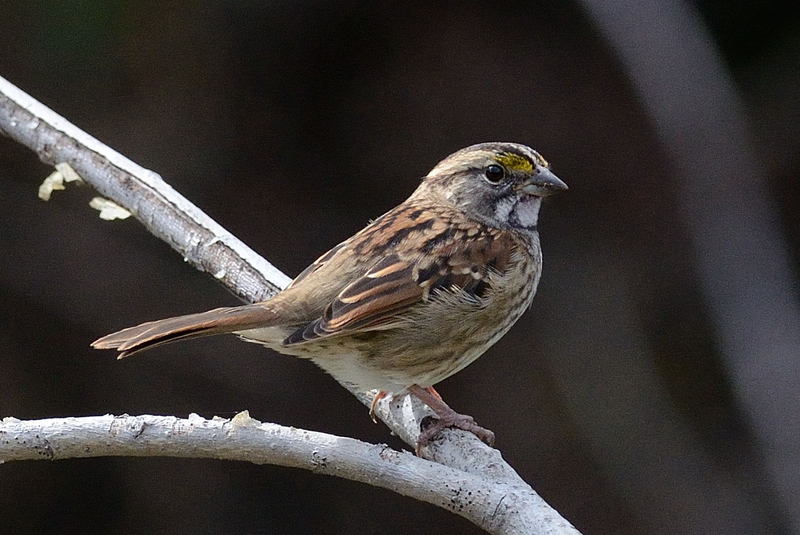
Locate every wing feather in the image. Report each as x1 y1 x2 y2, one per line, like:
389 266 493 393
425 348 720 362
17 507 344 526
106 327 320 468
283 230 517 345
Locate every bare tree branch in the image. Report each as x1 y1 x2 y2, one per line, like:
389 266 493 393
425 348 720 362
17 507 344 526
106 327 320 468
0 75 579 534
0 412 563 534
0 76 290 304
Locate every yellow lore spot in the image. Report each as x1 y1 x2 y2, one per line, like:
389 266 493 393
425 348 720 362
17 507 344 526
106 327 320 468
495 152 534 173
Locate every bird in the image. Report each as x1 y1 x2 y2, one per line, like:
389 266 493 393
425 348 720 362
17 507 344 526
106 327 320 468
92 142 568 454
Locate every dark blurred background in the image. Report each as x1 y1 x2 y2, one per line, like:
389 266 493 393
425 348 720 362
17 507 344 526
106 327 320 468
1 2 798 534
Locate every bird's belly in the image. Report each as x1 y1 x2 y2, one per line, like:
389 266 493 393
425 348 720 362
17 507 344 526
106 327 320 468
237 254 539 394
338 276 537 391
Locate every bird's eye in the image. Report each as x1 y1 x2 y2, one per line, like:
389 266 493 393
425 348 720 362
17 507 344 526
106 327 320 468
484 164 505 183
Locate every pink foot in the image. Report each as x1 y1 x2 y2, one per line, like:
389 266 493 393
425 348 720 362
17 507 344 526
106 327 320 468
407 384 495 455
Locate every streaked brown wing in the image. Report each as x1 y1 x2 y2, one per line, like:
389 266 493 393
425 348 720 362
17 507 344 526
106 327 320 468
283 231 516 345
284 254 420 344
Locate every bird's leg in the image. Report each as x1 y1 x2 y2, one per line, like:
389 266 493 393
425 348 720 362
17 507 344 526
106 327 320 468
369 390 390 423
369 387 440 422
407 384 496 455
423 385 442 400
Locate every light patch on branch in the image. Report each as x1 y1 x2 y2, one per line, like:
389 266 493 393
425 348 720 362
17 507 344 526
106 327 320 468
89 196 132 220
38 162 83 201
228 409 257 429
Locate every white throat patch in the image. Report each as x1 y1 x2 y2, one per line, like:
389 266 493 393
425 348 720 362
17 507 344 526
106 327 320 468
494 197 515 222
512 197 541 229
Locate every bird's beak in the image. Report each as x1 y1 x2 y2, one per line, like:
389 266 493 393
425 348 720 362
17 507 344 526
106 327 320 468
518 167 568 197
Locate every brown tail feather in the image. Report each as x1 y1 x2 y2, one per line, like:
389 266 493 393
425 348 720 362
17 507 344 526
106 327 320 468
91 304 277 358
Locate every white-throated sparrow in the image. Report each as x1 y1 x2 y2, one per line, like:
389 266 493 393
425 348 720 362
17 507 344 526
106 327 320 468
93 142 567 453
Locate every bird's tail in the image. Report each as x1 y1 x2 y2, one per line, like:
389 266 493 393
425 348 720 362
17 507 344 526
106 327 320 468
91 303 277 359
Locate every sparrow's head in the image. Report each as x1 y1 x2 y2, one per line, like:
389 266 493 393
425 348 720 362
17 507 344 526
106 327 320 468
418 142 567 231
